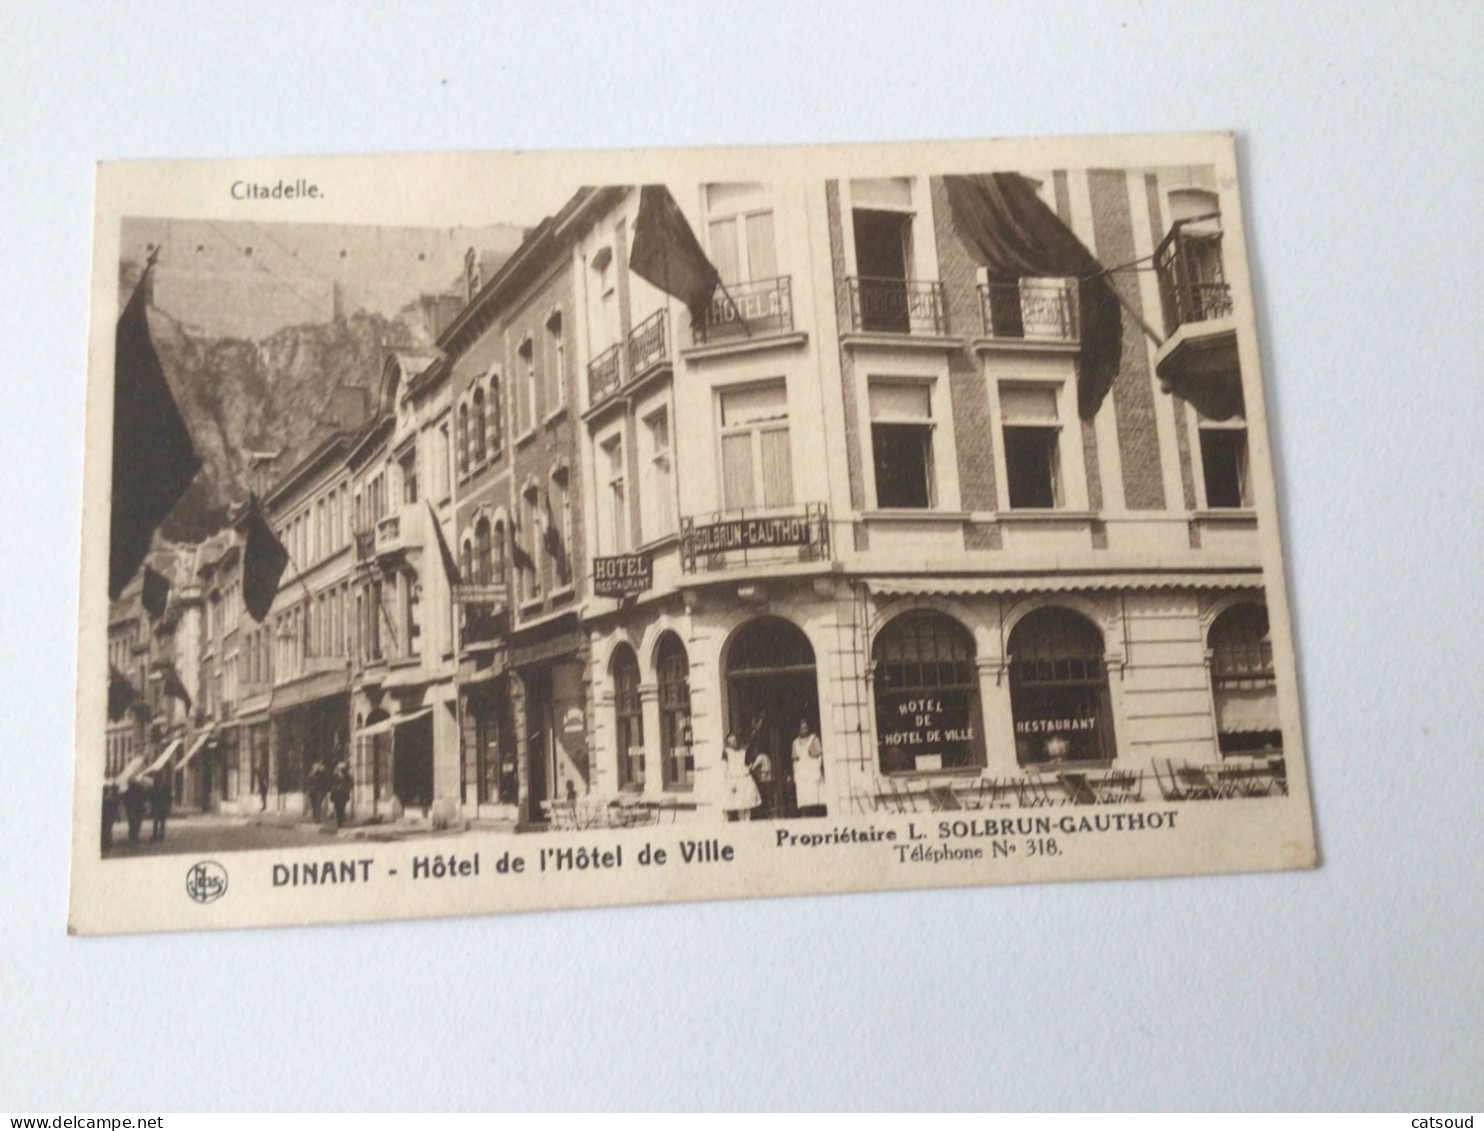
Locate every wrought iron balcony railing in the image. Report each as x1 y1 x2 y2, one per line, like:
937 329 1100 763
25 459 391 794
627 309 669 376
1155 219 1234 334
846 277 947 336
678 501 831 574
692 276 794 344
978 279 1080 342
587 343 622 406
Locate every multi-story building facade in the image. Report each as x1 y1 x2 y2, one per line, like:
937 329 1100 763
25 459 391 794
110 164 1279 832
566 166 1278 821
344 348 460 823
444 189 617 826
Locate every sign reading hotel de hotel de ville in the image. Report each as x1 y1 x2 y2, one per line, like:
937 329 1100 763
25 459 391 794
70 133 1314 935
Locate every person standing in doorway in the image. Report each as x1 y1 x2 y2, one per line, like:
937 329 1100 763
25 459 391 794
720 733 761 822
306 761 329 823
791 719 827 817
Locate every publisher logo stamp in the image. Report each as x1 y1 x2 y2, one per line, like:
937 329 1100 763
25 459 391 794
186 860 228 904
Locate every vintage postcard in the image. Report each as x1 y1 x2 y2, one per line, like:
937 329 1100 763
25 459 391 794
70 133 1315 935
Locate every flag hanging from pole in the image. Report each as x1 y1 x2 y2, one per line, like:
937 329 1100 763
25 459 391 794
510 508 535 575
542 491 570 584
240 494 289 623
426 500 462 587
141 564 171 620
629 184 722 319
108 665 139 723
942 173 1124 420
157 660 193 712
109 259 202 599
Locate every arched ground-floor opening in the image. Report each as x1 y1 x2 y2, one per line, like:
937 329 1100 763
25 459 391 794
723 615 820 819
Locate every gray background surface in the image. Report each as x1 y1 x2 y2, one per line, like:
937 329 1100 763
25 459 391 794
1 1 1479 1111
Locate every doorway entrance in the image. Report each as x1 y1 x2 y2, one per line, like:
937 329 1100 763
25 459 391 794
724 617 819 818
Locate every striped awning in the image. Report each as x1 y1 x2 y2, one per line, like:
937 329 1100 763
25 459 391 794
145 739 182 775
865 572 1264 598
177 730 216 770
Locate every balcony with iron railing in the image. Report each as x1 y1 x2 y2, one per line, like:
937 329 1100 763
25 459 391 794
1154 219 1233 335
678 501 832 575
846 277 947 336
587 342 623 407
692 276 795 345
627 309 669 378
977 279 1080 345
1151 214 1240 402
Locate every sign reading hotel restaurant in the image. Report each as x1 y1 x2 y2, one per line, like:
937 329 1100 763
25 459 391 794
592 553 652 597
450 582 509 605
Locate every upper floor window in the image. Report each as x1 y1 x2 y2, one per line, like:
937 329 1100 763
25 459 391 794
640 407 675 540
457 403 470 478
471 387 488 464
1000 383 1063 509
399 447 418 505
487 376 503 454
705 183 777 285
869 380 935 509
517 337 536 436
474 517 492 585
544 312 565 416
600 434 628 554
1198 389 1250 509
718 382 792 511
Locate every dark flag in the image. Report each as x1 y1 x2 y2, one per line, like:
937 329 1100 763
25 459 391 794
542 491 570 584
510 510 536 575
109 259 202 599
942 173 1125 419
157 660 192 712
629 184 722 319
426 500 462 587
240 495 289 623
141 564 171 620
108 665 138 723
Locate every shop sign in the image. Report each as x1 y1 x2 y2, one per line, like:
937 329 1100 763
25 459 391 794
592 553 652 598
875 691 977 771
451 583 509 606
688 514 813 555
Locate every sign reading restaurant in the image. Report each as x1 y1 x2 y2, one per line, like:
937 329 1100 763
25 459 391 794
592 553 653 598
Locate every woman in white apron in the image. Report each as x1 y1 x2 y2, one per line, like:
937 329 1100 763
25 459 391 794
790 719 826 817
720 732 761 821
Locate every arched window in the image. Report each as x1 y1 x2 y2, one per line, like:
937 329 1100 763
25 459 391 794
612 644 644 791
656 633 692 790
457 403 470 478
1208 602 1281 756
472 387 488 464
1008 607 1113 766
459 537 474 588
493 520 507 584
873 610 982 773
474 517 492 586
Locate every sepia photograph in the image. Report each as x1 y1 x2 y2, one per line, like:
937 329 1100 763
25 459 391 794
73 134 1315 934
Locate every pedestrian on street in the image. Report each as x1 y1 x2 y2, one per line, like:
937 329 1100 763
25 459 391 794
255 766 269 811
150 766 172 842
330 761 352 829
306 761 329 822
123 775 147 843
